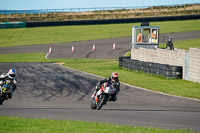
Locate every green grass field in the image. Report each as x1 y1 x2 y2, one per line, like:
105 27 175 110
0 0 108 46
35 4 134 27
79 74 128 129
0 19 200 47
174 38 200 50
0 116 195 133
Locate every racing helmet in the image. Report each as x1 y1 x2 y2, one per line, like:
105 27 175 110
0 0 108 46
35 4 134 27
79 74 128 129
111 72 119 81
168 36 172 42
8 69 16 79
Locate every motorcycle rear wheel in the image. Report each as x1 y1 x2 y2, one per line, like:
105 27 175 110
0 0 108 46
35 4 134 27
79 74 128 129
5 95 8 100
0 96 2 105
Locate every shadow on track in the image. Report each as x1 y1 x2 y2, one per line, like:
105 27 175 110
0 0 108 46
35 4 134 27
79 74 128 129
1 63 98 102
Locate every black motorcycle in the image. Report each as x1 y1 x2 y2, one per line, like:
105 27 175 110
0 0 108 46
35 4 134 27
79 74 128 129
0 80 13 105
91 82 116 110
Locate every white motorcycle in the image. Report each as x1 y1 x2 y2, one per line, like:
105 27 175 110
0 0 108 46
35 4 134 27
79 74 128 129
91 82 116 110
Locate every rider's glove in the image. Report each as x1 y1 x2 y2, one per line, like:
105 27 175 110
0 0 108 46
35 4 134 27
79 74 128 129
14 80 17 85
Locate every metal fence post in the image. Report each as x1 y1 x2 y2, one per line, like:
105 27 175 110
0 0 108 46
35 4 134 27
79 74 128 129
143 7 144 13
184 4 185 11
160 6 161 13
185 51 189 80
39 10 40 17
46 9 48 16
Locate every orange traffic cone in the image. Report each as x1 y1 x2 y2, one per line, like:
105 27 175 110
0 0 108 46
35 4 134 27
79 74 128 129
113 43 116 50
72 45 75 52
93 44 96 51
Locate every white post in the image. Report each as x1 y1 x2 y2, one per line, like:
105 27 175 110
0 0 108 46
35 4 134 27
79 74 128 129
39 10 40 17
46 9 48 16
185 51 189 80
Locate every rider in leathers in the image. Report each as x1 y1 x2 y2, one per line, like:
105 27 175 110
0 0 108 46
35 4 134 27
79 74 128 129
92 72 120 101
166 37 174 50
0 69 17 95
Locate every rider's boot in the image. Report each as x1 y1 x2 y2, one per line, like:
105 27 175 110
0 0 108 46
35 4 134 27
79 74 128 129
113 95 117 101
110 91 118 101
110 95 117 101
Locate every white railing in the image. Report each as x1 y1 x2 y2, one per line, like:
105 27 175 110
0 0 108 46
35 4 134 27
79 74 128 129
0 3 199 21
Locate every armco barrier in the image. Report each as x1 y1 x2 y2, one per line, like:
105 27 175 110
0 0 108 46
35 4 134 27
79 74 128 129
119 56 182 79
0 22 26 29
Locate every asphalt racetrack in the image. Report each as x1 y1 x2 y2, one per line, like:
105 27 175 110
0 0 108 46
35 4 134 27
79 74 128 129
0 31 200 59
0 31 200 131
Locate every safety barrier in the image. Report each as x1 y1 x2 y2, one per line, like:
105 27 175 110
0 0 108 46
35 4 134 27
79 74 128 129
25 14 200 27
0 14 199 28
119 56 182 79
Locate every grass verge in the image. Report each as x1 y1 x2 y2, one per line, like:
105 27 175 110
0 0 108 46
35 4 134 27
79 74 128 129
0 53 199 100
0 19 200 47
0 116 195 133
174 38 200 50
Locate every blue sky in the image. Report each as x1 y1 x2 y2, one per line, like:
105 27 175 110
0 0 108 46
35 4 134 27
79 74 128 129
0 0 200 10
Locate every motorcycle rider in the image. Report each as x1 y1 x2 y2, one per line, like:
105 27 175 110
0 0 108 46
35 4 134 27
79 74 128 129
0 69 17 95
92 72 120 101
166 36 174 50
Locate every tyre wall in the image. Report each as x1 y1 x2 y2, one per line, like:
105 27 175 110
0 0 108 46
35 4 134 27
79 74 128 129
119 56 182 79
131 47 200 83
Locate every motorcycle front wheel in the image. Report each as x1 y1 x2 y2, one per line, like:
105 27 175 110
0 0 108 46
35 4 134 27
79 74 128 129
91 98 97 109
96 95 107 110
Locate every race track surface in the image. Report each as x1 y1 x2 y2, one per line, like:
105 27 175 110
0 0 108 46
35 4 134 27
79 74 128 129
0 31 200 131
0 63 200 131
0 31 200 59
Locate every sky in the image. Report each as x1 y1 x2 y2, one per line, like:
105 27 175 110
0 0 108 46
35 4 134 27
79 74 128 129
0 0 200 10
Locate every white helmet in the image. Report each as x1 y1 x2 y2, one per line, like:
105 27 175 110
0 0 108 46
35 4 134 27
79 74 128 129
8 69 16 79
169 37 172 42
111 72 119 81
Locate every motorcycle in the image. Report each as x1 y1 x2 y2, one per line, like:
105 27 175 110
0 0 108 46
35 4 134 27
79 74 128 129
0 80 13 105
91 82 116 110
